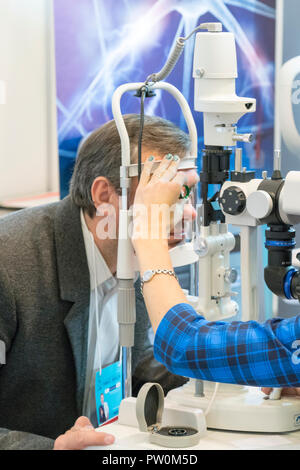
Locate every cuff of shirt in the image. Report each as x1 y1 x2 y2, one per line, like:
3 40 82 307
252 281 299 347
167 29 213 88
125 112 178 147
153 303 201 364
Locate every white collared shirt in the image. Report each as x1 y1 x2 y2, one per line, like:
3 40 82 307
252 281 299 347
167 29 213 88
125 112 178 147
80 209 119 370
81 209 121 423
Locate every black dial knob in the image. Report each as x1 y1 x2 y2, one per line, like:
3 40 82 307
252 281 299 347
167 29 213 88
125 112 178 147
291 270 300 301
220 186 246 216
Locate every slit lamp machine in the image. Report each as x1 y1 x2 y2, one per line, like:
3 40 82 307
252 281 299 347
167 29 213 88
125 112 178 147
104 22 300 447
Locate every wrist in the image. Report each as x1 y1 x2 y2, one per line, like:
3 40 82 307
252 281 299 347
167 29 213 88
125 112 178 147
134 239 173 277
132 212 170 251
133 237 169 254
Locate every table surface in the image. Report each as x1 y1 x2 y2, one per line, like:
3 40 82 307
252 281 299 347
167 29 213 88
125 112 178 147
90 421 300 451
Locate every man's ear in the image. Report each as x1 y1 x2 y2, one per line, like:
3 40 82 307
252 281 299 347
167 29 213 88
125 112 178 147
91 177 113 208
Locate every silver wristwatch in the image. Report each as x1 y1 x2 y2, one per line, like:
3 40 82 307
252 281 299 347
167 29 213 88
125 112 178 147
140 269 179 295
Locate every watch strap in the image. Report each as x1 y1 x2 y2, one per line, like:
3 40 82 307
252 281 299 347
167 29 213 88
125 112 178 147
140 269 178 296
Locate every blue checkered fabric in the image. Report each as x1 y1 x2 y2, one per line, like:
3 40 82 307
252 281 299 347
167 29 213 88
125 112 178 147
154 303 300 387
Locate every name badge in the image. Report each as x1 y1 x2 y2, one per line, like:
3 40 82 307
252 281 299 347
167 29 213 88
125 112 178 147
95 361 122 426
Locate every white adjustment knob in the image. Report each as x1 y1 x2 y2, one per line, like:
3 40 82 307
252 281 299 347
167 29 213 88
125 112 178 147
246 190 273 220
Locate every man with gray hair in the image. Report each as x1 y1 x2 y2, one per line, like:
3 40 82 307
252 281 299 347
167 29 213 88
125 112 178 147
0 114 196 450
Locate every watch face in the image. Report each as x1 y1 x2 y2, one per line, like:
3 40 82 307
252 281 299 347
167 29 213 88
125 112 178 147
143 270 154 282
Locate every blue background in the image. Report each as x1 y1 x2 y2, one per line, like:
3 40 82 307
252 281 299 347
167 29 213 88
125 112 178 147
53 0 276 198
53 0 276 321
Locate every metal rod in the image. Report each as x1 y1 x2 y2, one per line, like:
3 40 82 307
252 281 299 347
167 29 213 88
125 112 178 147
123 346 132 398
194 380 205 397
274 0 284 150
235 148 242 173
274 149 282 172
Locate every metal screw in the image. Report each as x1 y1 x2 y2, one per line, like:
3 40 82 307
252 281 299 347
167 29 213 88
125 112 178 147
196 68 205 77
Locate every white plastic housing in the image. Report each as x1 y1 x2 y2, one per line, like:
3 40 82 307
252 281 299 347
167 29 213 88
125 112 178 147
118 397 207 437
193 32 256 146
279 57 300 155
220 179 263 227
246 190 273 220
194 223 239 321
281 171 300 217
168 382 300 434
117 209 135 279
193 32 238 79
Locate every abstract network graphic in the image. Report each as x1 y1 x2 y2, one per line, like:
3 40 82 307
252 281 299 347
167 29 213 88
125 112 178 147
53 0 275 196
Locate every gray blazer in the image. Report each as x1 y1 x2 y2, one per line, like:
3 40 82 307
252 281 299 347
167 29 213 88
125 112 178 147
0 197 184 449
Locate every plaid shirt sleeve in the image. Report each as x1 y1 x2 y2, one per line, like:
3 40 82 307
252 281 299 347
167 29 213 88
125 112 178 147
153 303 300 387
